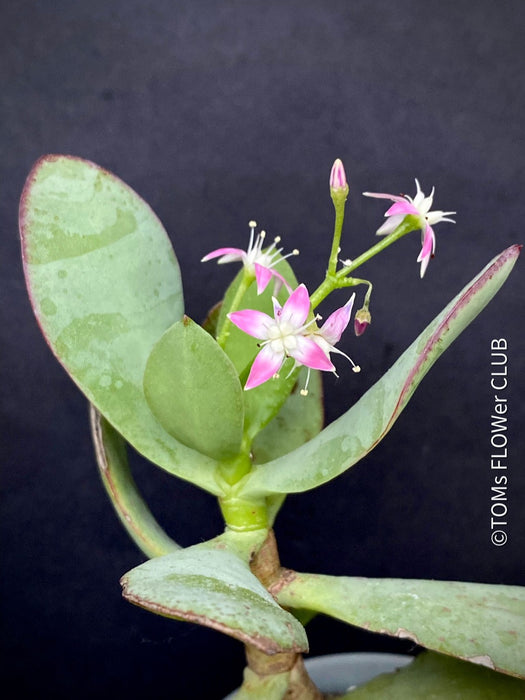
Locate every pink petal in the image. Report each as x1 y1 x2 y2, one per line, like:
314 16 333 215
270 268 293 294
201 247 245 263
416 225 436 278
227 309 273 339
418 225 436 258
245 344 284 389
291 335 335 372
319 294 355 345
363 191 405 203
280 284 311 328
254 263 272 294
385 200 419 218
254 264 293 296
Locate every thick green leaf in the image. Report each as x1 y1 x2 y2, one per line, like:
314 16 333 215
121 537 308 654
202 300 222 336
253 368 324 527
143 317 244 460
251 367 324 464
20 155 223 495
273 573 525 678
90 406 180 558
340 651 525 699
238 246 521 497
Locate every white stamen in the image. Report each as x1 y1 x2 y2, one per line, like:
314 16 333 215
352 365 361 373
300 367 312 396
248 220 257 228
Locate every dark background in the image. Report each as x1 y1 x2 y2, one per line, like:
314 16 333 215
1 1 524 698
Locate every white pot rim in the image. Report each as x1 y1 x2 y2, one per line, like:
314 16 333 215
224 650 414 698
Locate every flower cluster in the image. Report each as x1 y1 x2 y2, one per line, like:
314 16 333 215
202 161 455 392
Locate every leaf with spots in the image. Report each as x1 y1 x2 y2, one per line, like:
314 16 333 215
121 536 308 654
20 155 223 495
273 573 525 679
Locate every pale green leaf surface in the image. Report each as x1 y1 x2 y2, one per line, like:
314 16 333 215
251 367 324 464
254 368 324 527
90 406 180 558
239 246 521 497
143 317 244 460
121 540 308 654
340 651 525 699
275 573 525 678
20 155 223 495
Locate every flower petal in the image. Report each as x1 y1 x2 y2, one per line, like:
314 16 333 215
280 284 311 328
385 200 419 218
201 247 246 263
245 344 284 389
254 263 273 294
416 225 436 278
291 335 335 372
426 210 456 225
227 309 273 339
362 191 405 203
319 294 355 345
376 214 405 235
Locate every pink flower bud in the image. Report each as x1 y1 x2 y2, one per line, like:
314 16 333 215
329 158 348 191
354 308 371 336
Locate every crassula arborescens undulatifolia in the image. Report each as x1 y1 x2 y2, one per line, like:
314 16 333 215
19 154 524 698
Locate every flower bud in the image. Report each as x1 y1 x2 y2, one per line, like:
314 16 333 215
354 308 371 336
329 158 348 193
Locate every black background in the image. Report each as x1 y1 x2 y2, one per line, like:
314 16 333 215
1 2 524 698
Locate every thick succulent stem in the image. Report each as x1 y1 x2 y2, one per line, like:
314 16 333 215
239 530 323 698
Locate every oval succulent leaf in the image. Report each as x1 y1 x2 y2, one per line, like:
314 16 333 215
143 316 244 460
121 543 309 654
273 572 525 679
90 406 180 558
238 246 521 497
20 155 222 495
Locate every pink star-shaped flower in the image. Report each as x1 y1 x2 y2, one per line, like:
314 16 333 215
201 220 298 294
227 284 334 390
363 180 456 277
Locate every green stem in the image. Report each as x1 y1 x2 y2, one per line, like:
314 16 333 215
216 270 254 348
310 216 419 308
219 496 269 531
327 196 347 276
337 217 416 276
